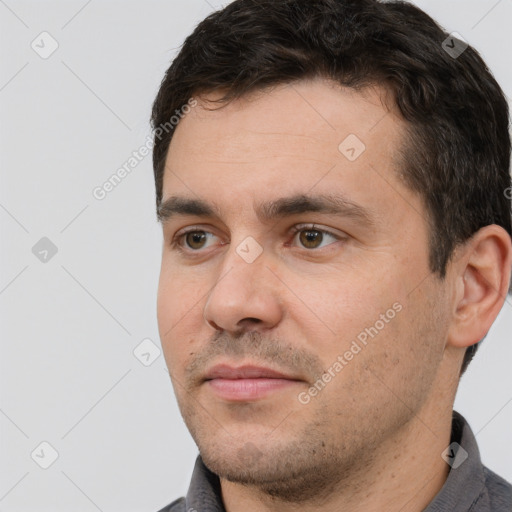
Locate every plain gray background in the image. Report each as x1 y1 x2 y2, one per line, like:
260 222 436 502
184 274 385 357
0 1 511 511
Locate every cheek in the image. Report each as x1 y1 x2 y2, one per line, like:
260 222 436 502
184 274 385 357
295 264 402 337
156 274 176 335
157 263 199 328
157 272 191 361
157 266 213 376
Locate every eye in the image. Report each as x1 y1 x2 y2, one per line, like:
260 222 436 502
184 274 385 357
171 229 219 253
289 224 342 250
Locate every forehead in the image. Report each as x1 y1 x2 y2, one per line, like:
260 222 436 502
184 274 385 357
161 78 409 223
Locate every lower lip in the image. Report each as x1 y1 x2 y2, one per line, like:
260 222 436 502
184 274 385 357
206 378 299 401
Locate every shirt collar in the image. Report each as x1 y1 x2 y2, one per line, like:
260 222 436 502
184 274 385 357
424 410 486 511
185 455 225 512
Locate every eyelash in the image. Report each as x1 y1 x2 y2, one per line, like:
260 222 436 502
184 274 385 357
170 224 343 256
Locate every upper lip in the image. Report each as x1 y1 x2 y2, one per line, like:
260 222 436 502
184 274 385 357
204 364 300 381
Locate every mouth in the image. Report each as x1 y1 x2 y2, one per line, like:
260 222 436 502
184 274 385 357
203 363 303 401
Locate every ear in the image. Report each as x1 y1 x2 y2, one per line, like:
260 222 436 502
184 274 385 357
447 225 512 349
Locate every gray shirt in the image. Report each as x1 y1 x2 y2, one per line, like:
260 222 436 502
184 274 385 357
157 410 512 511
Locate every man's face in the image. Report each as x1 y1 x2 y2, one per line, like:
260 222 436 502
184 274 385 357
157 78 452 498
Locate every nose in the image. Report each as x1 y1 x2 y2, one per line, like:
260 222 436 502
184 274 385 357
203 240 284 334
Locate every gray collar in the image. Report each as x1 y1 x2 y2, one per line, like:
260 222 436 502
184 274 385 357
423 410 488 511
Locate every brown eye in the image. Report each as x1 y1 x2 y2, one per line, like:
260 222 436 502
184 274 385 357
299 229 324 249
184 231 208 249
291 225 340 250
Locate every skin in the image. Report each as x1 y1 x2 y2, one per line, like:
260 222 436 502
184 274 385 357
156 77 512 512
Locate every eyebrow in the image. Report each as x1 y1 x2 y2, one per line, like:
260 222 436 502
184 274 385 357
157 193 376 228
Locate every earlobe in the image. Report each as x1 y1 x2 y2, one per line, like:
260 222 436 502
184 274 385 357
447 225 512 350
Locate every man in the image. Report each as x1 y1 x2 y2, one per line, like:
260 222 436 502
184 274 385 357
151 0 512 510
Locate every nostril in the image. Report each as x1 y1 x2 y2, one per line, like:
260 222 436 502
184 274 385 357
237 318 263 329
